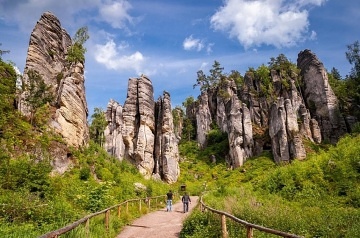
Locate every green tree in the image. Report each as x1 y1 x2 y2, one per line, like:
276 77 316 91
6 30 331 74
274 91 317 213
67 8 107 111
66 26 89 63
330 67 342 80
0 43 10 60
328 68 347 110
182 96 195 109
182 118 195 142
228 70 243 89
23 69 54 126
89 108 107 146
193 61 224 92
346 40 360 79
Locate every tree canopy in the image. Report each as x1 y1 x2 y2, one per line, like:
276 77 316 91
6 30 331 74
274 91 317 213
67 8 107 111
66 26 89 64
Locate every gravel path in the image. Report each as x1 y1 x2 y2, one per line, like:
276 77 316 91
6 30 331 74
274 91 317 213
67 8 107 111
116 196 198 238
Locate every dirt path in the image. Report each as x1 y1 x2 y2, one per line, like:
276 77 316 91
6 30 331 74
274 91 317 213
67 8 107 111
116 196 198 238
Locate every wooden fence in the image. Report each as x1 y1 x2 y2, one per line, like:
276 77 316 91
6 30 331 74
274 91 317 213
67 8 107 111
39 195 167 238
199 197 304 238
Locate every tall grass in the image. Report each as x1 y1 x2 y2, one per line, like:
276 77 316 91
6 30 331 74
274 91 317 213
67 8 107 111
180 134 360 237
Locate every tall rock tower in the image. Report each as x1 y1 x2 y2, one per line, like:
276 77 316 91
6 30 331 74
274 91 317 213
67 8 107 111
19 12 89 148
104 75 180 183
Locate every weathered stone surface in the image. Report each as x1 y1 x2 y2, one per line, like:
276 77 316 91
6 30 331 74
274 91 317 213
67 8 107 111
19 11 89 148
104 99 125 160
269 99 306 163
53 62 89 147
196 92 212 148
227 95 253 167
122 75 155 178
104 76 180 183
297 49 347 143
154 92 180 183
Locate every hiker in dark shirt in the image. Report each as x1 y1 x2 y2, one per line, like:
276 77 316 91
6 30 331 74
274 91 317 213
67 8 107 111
166 190 173 212
182 192 191 213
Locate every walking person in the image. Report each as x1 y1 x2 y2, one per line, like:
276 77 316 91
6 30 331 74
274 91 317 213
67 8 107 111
166 190 173 212
182 192 191 213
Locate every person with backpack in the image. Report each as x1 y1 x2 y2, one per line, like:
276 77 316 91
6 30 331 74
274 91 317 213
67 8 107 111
166 190 173 212
182 192 191 213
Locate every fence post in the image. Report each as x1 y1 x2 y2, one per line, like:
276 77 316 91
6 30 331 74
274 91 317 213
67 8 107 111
105 210 110 232
221 214 228 238
118 205 121 218
139 199 142 213
85 218 90 238
246 226 253 238
126 201 129 213
148 198 151 209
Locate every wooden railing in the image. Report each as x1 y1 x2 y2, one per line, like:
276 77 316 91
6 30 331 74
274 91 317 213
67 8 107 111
199 197 303 238
39 195 166 238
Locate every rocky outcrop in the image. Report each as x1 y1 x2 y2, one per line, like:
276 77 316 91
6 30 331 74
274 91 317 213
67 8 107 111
122 76 156 178
104 76 180 183
154 92 180 183
297 49 347 143
188 50 347 167
19 11 89 148
269 99 306 163
104 99 125 159
192 79 254 167
196 92 212 148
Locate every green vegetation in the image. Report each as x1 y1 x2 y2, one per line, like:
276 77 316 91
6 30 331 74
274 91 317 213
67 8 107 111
2 38 360 238
180 135 360 238
0 56 172 237
89 107 107 147
23 69 54 126
66 26 89 64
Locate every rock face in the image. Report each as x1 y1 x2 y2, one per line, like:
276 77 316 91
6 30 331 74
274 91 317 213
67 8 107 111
104 76 180 183
154 92 180 183
19 11 89 148
297 49 347 143
188 50 347 167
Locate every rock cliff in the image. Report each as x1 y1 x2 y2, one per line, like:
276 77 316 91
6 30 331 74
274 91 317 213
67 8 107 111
19 11 89 148
104 76 180 183
188 50 347 167
297 49 347 143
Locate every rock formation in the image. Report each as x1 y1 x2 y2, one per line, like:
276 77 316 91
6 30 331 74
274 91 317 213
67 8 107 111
188 50 347 167
297 49 347 143
104 75 180 183
154 92 180 183
19 11 89 148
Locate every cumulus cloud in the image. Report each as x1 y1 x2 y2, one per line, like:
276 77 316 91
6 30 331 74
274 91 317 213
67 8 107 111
210 0 326 49
95 39 145 74
99 0 133 29
183 35 204 51
0 0 134 33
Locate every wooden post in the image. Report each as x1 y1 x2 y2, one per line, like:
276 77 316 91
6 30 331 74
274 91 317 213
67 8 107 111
126 201 129 213
117 206 121 218
139 199 142 213
85 218 90 238
221 214 228 238
246 226 253 238
148 198 151 209
105 210 110 232
155 198 158 208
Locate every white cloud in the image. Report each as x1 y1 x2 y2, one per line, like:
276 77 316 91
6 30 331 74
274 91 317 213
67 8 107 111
0 0 134 33
99 0 133 29
183 35 204 51
95 39 145 74
210 0 326 49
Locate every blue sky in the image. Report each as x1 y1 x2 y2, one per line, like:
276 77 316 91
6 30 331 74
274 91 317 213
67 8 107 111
1 0 359 116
